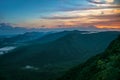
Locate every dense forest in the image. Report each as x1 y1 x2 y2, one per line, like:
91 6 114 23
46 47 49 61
0 31 119 80
57 35 120 80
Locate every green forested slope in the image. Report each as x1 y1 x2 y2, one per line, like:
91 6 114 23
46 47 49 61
57 35 120 80
0 31 119 80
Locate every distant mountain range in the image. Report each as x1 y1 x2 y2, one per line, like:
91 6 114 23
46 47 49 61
0 30 119 80
0 23 52 35
57 34 120 80
0 31 49 48
1 22 119 36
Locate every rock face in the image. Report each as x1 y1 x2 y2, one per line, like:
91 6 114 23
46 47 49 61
57 35 120 80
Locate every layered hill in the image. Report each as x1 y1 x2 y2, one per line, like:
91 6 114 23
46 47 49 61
0 32 47 48
0 31 119 80
57 35 120 80
0 31 120 66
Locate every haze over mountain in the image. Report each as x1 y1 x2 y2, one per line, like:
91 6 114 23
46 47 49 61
0 23 52 35
0 0 120 80
1 22 119 36
0 23 30 35
0 31 48 48
0 30 119 80
0 23 97 35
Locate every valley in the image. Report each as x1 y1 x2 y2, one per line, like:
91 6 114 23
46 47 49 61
0 31 120 80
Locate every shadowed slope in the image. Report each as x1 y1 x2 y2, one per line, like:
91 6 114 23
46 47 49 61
57 35 120 80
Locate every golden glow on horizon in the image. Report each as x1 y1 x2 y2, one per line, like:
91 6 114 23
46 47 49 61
96 26 120 29
12 0 120 30
106 0 114 3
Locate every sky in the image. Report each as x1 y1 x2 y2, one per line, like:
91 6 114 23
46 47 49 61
0 0 120 30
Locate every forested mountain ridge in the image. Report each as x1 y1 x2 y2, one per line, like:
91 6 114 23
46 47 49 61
0 31 119 66
57 35 120 80
0 31 120 80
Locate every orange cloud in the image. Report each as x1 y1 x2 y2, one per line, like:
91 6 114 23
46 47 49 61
12 4 120 30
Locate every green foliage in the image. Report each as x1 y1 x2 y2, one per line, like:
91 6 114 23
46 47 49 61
0 31 120 80
97 60 106 70
57 35 120 80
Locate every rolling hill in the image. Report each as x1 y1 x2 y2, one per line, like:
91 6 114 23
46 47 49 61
0 32 47 48
0 31 119 80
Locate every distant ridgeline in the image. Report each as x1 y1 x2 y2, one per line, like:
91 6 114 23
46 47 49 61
0 31 120 80
57 35 120 80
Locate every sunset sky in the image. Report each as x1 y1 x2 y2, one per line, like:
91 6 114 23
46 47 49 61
0 0 120 30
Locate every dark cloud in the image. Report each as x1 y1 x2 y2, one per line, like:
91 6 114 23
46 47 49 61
87 0 120 5
42 16 80 20
58 0 120 12
87 0 106 4
58 5 120 12
89 14 120 20
41 13 120 21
